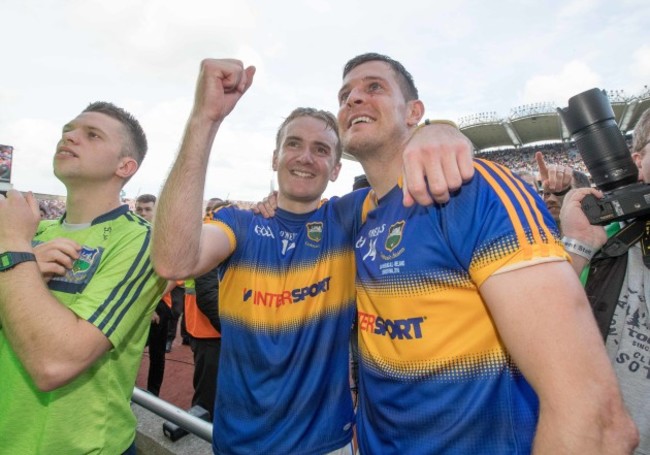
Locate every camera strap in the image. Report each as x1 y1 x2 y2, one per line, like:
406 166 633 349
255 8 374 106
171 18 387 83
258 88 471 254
595 219 645 259
642 220 650 268
585 220 648 340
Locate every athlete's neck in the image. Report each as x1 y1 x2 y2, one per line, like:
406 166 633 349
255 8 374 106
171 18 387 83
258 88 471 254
276 193 321 215
358 152 402 200
63 188 123 224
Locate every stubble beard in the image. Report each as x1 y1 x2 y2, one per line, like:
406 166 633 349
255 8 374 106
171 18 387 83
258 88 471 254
341 132 379 164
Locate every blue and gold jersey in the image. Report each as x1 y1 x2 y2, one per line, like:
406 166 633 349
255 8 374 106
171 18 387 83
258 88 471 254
209 190 367 455
354 160 568 454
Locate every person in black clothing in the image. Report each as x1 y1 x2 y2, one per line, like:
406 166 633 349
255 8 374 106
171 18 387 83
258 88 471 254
188 265 222 419
136 193 174 396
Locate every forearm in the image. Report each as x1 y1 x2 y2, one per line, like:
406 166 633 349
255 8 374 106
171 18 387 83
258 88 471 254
529 295 639 453
152 115 221 279
482 263 638 454
533 393 638 454
0 263 110 391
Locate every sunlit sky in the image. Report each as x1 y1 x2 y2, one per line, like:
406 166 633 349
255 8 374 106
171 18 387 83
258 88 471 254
2 0 649 201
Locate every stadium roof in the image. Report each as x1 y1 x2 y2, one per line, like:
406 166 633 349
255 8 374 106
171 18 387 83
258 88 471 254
457 87 650 152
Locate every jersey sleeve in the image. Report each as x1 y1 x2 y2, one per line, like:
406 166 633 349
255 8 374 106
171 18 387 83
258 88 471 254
441 159 568 287
330 188 370 239
207 204 247 254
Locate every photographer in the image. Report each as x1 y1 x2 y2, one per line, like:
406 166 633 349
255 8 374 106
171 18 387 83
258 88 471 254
560 107 650 455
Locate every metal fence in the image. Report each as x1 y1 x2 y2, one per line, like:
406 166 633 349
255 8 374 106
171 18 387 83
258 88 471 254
131 387 213 443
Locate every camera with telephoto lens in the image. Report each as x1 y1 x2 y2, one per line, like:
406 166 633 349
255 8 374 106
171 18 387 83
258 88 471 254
557 87 650 225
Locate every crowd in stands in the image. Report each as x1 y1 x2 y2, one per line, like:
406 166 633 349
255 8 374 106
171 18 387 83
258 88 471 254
475 142 590 177
37 198 66 219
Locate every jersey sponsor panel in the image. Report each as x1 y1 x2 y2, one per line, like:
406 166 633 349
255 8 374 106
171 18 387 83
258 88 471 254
219 251 356 330
357 289 505 370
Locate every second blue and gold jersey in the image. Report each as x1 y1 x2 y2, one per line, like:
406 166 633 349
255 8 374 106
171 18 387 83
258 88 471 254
209 190 367 455
354 160 568 454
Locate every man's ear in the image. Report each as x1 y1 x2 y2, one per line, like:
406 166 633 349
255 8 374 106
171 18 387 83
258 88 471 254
116 157 138 179
329 161 342 182
406 99 425 127
271 150 279 172
632 152 643 170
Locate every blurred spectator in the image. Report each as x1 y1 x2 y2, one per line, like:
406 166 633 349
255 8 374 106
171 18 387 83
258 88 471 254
35 198 66 219
203 197 224 221
135 193 156 223
353 174 370 191
514 169 541 193
536 151 591 233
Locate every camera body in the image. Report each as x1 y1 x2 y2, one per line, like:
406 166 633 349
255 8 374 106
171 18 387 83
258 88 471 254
557 88 650 225
580 183 650 224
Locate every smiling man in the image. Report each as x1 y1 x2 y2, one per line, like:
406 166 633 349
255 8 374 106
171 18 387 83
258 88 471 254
337 52 638 454
0 102 166 454
152 58 475 454
153 59 365 454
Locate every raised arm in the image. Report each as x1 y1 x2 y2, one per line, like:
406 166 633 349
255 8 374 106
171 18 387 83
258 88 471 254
480 261 638 454
152 59 255 279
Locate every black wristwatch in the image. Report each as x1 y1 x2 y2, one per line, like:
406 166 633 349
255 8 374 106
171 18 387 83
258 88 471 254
0 252 36 272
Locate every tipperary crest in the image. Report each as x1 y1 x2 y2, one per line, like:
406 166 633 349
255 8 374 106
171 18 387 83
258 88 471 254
385 221 405 252
72 246 99 273
306 222 323 242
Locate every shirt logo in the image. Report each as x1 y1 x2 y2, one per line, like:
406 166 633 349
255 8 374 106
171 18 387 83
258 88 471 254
242 277 332 307
358 310 425 340
385 221 405 252
72 246 99 273
306 222 323 242
254 224 275 238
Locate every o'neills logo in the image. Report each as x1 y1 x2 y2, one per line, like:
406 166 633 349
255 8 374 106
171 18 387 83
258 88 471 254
385 221 405 251
306 222 323 242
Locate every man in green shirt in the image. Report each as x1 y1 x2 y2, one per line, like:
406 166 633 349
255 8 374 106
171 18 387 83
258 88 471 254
0 102 166 454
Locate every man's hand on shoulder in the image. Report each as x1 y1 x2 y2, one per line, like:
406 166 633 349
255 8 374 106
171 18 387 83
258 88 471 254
252 191 278 219
402 123 474 206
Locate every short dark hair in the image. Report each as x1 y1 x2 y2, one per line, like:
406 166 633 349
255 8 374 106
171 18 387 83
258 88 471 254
571 170 592 189
83 101 148 166
136 193 156 204
275 107 342 162
205 197 224 212
343 53 419 101
633 108 650 154
353 174 370 191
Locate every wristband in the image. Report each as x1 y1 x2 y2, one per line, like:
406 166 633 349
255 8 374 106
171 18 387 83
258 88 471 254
417 119 459 130
561 236 596 261
551 186 571 197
